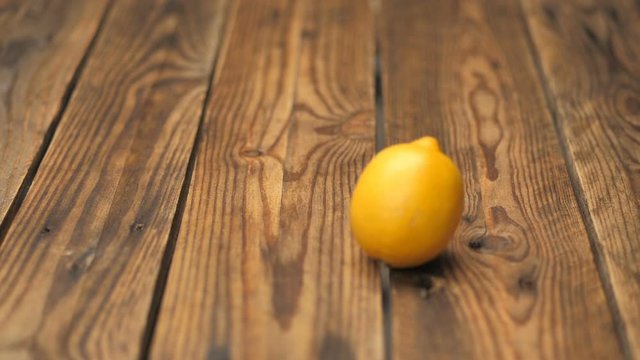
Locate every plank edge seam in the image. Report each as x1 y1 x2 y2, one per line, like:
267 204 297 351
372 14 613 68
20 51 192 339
0 0 117 248
514 0 633 358
139 0 236 356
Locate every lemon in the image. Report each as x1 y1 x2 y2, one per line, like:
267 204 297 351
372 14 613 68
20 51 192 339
350 136 464 268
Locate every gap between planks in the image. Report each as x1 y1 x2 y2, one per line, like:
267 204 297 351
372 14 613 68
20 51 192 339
147 1 393 356
372 0 393 355
515 0 633 357
139 86 203 360
152 3 383 357
378 0 627 358
138 0 235 357
0 0 116 248
0 0 232 357
375 44 393 360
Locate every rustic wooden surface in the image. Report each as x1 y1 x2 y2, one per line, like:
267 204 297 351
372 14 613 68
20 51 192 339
151 0 382 358
0 0 227 358
0 0 638 359
0 0 110 234
379 0 627 358
521 0 640 357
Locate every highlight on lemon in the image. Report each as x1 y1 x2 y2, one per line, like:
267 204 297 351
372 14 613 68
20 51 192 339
350 136 464 268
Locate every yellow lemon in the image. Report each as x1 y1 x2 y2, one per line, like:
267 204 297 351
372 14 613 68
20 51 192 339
350 136 464 268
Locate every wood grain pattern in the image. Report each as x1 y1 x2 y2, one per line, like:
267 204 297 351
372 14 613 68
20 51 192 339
0 0 109 230
521 0 640 356
379 0 624 358
0 0 228 358
151 0 382 358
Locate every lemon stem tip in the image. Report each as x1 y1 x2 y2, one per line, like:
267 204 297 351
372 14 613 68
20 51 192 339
413 136 440 152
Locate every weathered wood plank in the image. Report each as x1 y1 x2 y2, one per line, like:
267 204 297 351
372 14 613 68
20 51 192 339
379 0 623 358
0 0 228 358
521 0 640 356
151 0 382 358
151 0 306 356
0 0 109 233
267 0 381 357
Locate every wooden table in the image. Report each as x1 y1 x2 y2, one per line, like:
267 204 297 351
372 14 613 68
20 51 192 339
1 0 638 359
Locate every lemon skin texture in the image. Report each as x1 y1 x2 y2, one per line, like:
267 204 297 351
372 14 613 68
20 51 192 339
350 137 464 268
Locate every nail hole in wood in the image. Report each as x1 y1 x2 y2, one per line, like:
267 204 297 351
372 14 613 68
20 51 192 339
543 4 556 23
302 29 316 39
582 25 599 45
518 275 536 292
468 237 483 250
606 6 620 25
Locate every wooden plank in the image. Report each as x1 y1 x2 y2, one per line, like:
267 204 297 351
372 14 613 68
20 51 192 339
0 0 228 358
379 0 624 358
0 0 109 231
151 0 382 358
521 0 640 356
